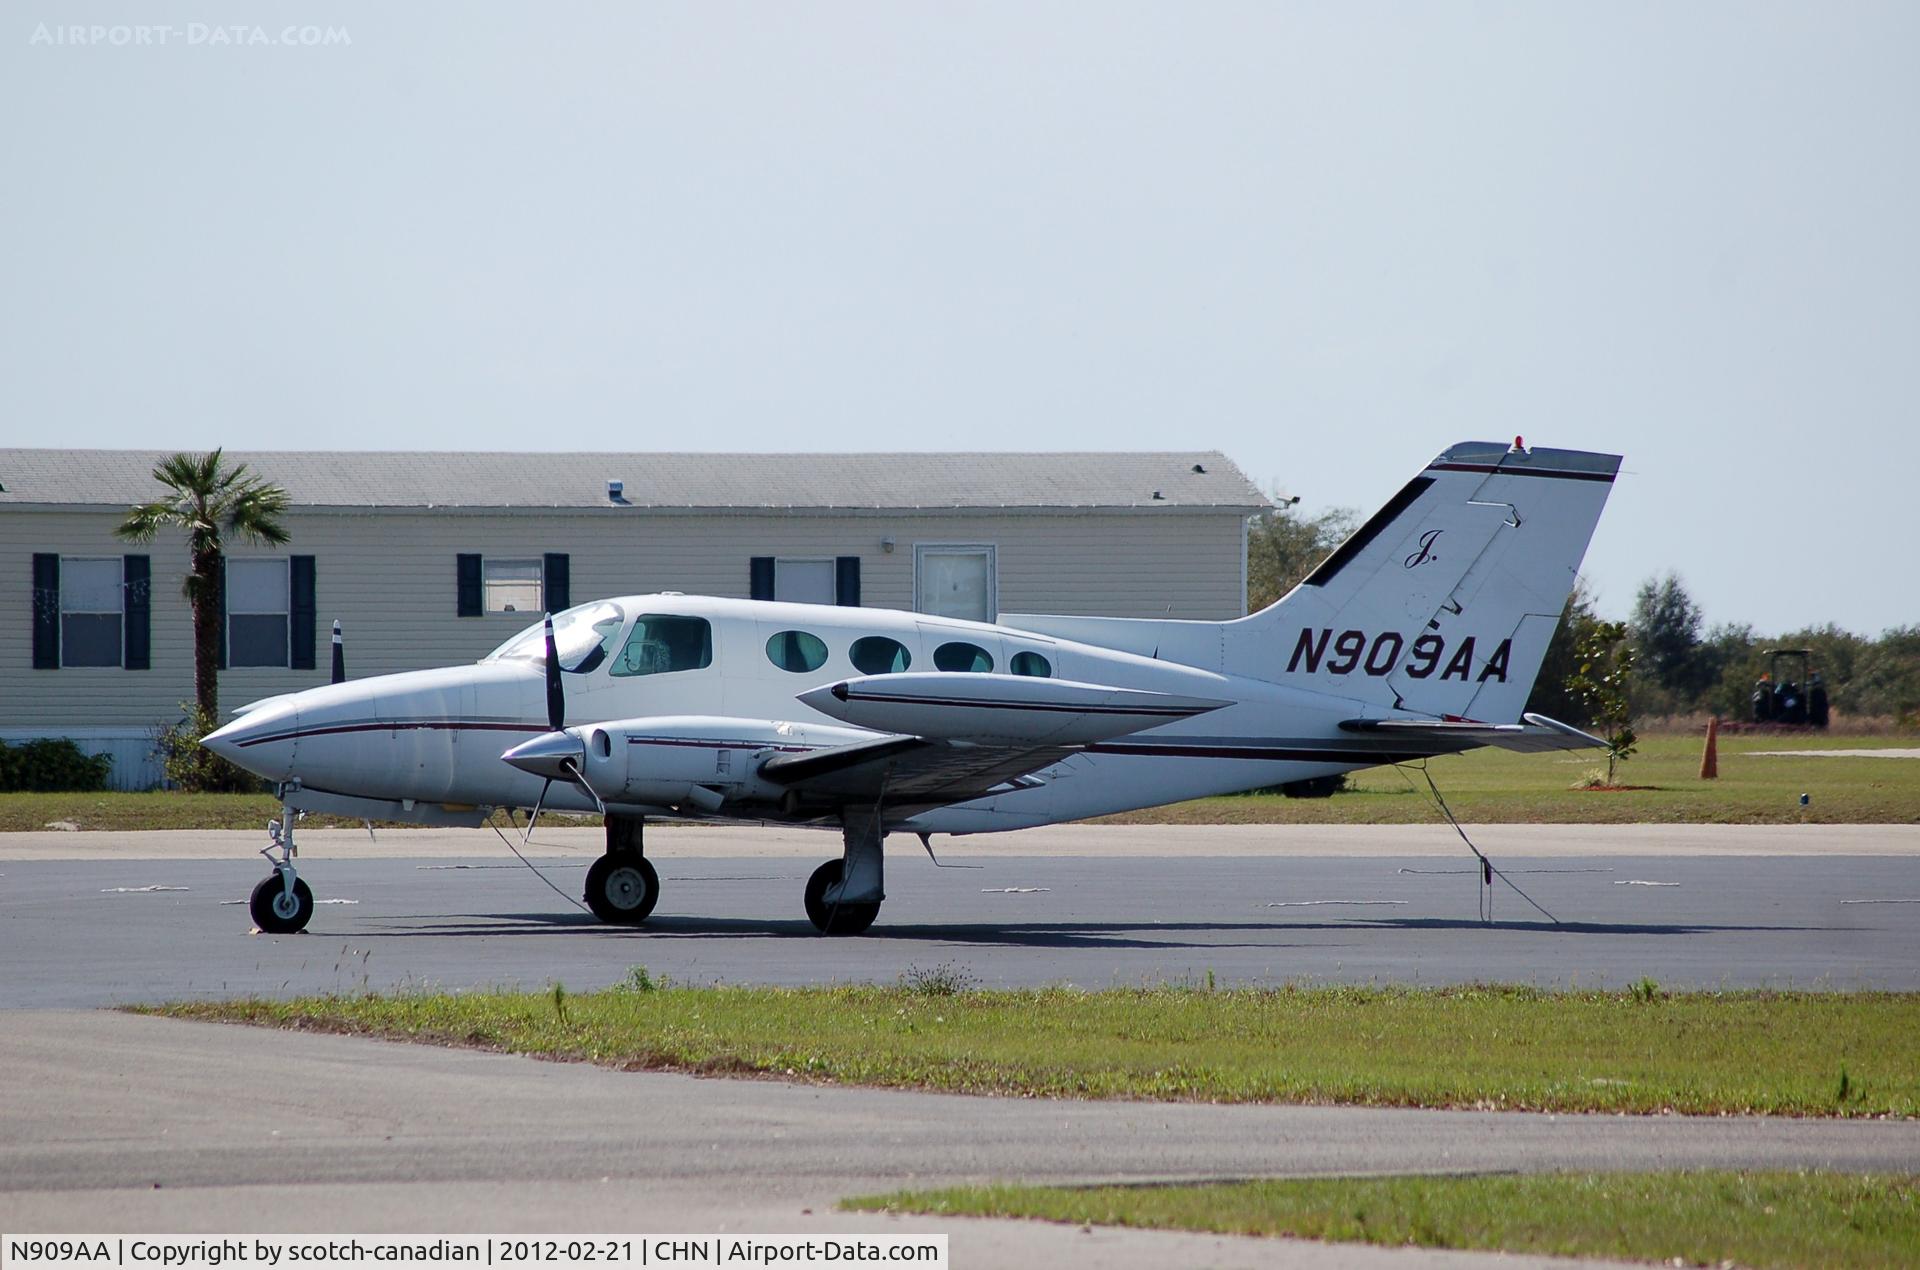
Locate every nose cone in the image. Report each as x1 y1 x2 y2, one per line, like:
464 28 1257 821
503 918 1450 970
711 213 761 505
202 699 300 781
501 730 584 781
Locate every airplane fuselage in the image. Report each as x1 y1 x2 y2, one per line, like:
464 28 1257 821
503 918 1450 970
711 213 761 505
210 594 1405 835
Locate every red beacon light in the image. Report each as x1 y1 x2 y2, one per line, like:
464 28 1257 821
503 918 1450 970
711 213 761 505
1512 435 1527 453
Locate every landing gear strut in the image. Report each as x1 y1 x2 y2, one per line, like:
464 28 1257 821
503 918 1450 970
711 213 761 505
250 784 314 933
585 814 658 924
805 807 884 935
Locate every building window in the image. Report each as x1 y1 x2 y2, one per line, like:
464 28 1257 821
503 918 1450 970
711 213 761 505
227 558 290 668
485 558 544 614
915 544 996 623
773 559 836 605
59 557 123 668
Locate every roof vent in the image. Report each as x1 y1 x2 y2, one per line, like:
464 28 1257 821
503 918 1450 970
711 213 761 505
1191 463 1206 474
607 479 624 503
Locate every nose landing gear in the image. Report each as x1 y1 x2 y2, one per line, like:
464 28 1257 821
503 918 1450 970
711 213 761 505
250 787 315 933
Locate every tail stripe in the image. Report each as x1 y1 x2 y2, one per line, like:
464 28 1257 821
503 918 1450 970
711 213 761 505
1428 461 1616 483
1300 476 1435 589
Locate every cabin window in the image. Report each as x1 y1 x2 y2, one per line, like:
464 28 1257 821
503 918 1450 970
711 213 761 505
227 558 290 668
611 615 713 677
914 544 996 623
934 641 994 673
483 558 544 615
59 557 123 668
766 630 829 673
1009 650 1053 677
849 635 912 675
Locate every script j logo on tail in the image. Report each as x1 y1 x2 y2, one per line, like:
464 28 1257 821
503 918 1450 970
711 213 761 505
1404 528 1442 569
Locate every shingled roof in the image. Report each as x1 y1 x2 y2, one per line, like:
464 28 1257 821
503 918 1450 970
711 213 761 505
0 449 1266 512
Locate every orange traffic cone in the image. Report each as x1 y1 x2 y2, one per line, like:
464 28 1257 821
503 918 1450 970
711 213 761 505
1700 716 1719 780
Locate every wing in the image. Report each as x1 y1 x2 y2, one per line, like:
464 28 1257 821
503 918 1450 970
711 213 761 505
764 673 1232 814
1338 711 1607 754
759 734 1075 811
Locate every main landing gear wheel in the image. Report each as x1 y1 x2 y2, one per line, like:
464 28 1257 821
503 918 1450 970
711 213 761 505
250 872 313 934
804 859 880 936
585 854 659 925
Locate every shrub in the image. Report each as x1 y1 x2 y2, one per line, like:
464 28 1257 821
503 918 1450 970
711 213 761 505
0 738 113 792
152 704 263 793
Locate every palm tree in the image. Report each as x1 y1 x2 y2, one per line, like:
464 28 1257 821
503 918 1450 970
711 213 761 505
117 450 291 722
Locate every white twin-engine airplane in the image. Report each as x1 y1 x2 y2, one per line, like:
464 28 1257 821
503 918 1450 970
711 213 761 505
205 440 1620 936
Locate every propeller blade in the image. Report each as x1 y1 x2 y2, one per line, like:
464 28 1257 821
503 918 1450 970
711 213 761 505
543 612 564 731
330 619 345 685
524 778 552 844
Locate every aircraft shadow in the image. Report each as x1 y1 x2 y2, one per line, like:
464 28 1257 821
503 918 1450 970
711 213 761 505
355 912 1829 950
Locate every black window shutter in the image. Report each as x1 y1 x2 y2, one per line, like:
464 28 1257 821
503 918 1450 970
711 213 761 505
456 553 483 617
123 555 151 671
543 552 571 613
31 554 59 669
835 556 861 607
214 556 228 670
289 555 317 670
749 556 775 601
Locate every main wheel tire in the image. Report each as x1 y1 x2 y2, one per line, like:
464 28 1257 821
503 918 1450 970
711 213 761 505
250 873 314 934
803 859 880 935
585 853 659 924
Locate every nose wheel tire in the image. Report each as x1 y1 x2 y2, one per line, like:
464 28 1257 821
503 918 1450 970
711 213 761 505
804 859 880 935
249 873 314 933
585 854 659 925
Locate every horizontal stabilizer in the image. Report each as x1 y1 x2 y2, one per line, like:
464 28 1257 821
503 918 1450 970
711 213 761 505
1339 712 1608 753
798 673 1230 745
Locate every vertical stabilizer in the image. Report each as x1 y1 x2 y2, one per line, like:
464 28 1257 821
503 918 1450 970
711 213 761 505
1226 441 1619 721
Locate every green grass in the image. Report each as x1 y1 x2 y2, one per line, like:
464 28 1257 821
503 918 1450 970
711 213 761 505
150 983 1920 1116
10 729 1913 830
845 1172 1920 1268
0 790 410 832
1102 730 1920 825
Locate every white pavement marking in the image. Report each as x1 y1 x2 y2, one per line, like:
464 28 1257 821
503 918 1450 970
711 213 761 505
1841 898 1920 904
1614 880 1680 887
981 887 1050 893
98 885 190 893
6 822 1920 861
1265 900 1409 907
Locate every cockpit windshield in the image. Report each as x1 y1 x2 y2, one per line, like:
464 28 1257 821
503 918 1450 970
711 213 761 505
485 601 627 673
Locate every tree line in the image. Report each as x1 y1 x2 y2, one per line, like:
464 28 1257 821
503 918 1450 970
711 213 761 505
1247 505 1919 727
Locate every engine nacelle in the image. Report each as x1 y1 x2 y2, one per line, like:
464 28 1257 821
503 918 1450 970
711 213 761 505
575 715 878 810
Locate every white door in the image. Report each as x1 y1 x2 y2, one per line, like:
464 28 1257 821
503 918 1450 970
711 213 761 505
915 545 996 623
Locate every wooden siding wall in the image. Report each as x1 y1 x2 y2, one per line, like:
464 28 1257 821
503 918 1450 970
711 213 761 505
1 506 1248 729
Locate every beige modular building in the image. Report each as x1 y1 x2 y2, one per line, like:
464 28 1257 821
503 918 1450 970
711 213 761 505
2 449 1265 788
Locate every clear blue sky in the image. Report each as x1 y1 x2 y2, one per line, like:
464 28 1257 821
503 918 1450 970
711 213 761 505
3 2 1914 634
